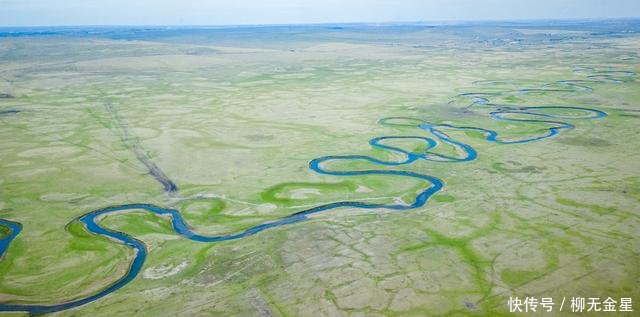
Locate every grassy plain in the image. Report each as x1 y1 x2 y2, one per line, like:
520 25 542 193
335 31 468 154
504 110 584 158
0 23 639 316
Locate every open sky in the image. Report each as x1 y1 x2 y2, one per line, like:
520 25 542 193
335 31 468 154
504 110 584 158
1 0 639 26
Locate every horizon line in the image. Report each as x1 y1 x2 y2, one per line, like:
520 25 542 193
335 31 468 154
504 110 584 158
1 16 640 29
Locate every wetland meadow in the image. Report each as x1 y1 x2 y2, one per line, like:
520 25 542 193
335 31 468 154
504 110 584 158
0 20 639 316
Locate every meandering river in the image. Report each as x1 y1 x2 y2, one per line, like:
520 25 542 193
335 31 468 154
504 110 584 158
0 67 632 314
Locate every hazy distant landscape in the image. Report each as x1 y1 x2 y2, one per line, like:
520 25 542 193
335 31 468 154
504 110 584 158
0 19 639 316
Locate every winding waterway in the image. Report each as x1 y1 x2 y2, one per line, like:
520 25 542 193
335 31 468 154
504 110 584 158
0 67 633 314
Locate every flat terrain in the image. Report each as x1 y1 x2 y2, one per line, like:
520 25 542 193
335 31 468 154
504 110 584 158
0 22 639 316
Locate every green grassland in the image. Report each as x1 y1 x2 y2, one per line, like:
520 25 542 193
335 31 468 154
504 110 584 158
0 25 639 316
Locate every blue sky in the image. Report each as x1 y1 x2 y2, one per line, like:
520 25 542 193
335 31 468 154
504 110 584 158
1 0 639 26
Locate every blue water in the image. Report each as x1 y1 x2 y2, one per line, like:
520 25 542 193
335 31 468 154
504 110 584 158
0 67 631 314
1 20 640 47
0 220 21 258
